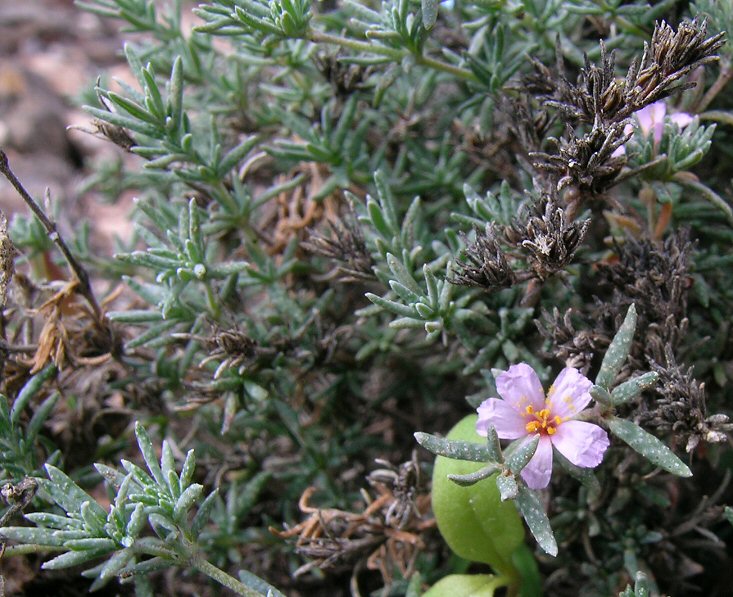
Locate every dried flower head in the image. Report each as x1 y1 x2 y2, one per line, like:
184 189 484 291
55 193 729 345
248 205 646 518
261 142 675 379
531 124 630 193
522 19 723 197
450 226 516 291
536 307 603 373
78 85 135 151
636 19 725 109
644 347 732 452
597 230 693 360
517 198 590 279
315 53 373 98
303 208 374 282
527 19 724 126
0 211 16 308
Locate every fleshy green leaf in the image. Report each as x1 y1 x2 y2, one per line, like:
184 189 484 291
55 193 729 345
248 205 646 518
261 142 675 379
608 417 692 477
89 548 134 590
506 435 539 474
514 486 558 557
64 537 117 551
596 304 637 389
237 569 288 597
42 548 110 570
496 473 519 501
421 0 439 29
42 465 107 522
554 450 601 498
134 423 166 488
429 416 524 585
10 365 57 427
0 526 66 546
590 384 613 407
423 574 506 597
174 484 204 522
191 489 219 538
415 431 493 462
610 372 659 405
484 425 504 463
448 463 501 486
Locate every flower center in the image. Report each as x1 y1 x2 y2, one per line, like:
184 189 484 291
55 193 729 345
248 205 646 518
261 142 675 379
524 404 562 435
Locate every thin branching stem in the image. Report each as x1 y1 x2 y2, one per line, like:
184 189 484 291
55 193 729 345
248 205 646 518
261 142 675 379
307 29 478 81
0 150 103 323
696 59 733 113
672 174 733 226
194 557 262 596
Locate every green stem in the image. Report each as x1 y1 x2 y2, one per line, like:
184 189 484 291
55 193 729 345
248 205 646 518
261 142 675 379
699 109 733 127
309 28 401 58
416 53 476 81
307 29 477 81
194 557 261 596
253 173 308 209
673 175 733 226
204 282 221 320
212 181 239 214
696 60 733 113
613 15 649 39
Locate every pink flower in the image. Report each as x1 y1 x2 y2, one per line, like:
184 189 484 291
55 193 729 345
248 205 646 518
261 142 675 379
634 101 693 143
612 101 694 157
476 363 609 489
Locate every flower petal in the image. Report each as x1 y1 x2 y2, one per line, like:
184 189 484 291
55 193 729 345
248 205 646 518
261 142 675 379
520 435 554 489
547 367 592 419
652 121 665 144
496 363 545 413
612 123 635 158
552 420 610 468
476 398 528 439
636 102 666 137
670 112 693 129
611 145 626 158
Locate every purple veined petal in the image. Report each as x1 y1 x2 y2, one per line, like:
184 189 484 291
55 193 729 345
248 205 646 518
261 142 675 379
546 367 592 419
520 435 553 489
496 363 545 413
670 112 694 128
476 398 528 440
551 420 610 468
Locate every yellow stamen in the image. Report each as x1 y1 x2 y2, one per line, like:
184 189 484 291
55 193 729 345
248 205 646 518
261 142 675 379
523 400 563 435
525 421 541 433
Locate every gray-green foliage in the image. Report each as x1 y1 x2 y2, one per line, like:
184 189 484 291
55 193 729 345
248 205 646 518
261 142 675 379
0 422 274 596
0 367 59 482
0 0 730 594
